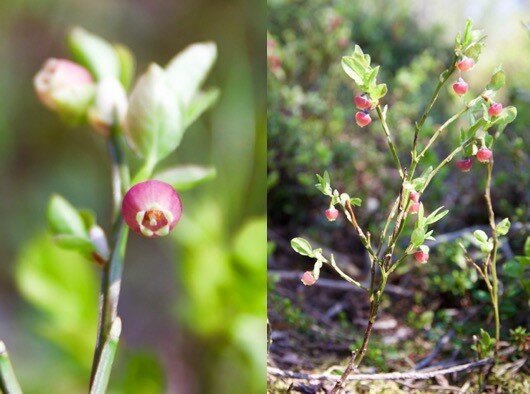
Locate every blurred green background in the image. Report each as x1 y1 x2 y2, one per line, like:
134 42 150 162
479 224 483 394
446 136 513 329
268 0 529 384
0 0 265 393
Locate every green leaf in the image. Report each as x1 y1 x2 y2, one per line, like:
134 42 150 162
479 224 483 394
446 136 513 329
126 64 183 161
425 207 449 226
473 230 489 244
185 87 220 128
370 83 387 100
503 261 523 278
53 234 95 254
166 42 217 106
350 197 362 207
68 27 121 80
486 67 505 91
291 237 314 257
47 194 88 238
341 48 370 86
14 234 98 369
315 172 332 196
233 218 266 271
524 237 530 257
114 44 136 91
496 218 511 236
153 165 216 191
411 228 426 247
78 209 96 230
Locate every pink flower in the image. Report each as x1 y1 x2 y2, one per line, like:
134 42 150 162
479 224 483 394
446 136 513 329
409 201 420 214
414 249 429 264
456 157 473 172
488 102 503 117
325 207 339 221
122 180 182 238
355 111 372 127
452 78 468 96
456 57 475 72
409 191 420 203
34 58 94 115
476 147 493 163
301 271 316 286
354 94 372 110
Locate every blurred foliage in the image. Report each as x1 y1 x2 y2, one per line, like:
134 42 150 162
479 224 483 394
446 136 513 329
0 0 265 393
267 0 530 244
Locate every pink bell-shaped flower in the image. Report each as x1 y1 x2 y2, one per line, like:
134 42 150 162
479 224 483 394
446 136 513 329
122 180 182 238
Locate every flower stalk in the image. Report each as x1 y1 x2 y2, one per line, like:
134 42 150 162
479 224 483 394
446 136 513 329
0 342 22 394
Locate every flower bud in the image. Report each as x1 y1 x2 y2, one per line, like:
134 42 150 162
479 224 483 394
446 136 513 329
456 157 473 172
452 78 468 96
301 271 316 286
355 111 372 127
488 102 503 117
89 225 110 263
325 207 339 221
88 77 128 135
414 248 429 263
34 58 95 123
122 180 182 238
409 201 420 214
456 57 475 72
354 94 372 110
476 147 492 163
409 191 420 203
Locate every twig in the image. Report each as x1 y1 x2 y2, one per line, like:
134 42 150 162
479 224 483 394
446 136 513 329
268 270 413 297
375 105 403 178
90 318 122 394
0 342 22 394
89 126 131 387
268 357 495 382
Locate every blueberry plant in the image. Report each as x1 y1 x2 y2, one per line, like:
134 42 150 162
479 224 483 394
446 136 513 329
290 20 517 391
0 28 218 393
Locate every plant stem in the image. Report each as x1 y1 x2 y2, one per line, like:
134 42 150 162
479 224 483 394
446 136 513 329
89 128 131 388
90 318 122 394
331 272 388 394
344 200 378 262
375 105 403 178
0 342 22 394
411 60 456 160
484 161 500 359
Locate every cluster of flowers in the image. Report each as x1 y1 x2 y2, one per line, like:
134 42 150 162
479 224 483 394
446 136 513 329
302 51 508 286
34 45 183 238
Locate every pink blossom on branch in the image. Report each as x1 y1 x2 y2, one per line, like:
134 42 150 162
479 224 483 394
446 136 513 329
122 180 182 238
301 271 316 286
34 58 93 111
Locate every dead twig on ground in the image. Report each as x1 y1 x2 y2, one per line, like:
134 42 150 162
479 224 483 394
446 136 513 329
268 270 413 297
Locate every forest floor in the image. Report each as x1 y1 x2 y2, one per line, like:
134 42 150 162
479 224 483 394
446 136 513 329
267 227 530 393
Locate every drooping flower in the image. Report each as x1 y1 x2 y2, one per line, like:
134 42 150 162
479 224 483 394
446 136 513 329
452 78 468 96
488 102 503 117
456 57 475 72
409 201 420 214
122 180 182 238
456 157 473 172
476 147 493 163
355 111 372 127
301 271 316 286
354 94 372 110
325 207 339 221
414 248 429 263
